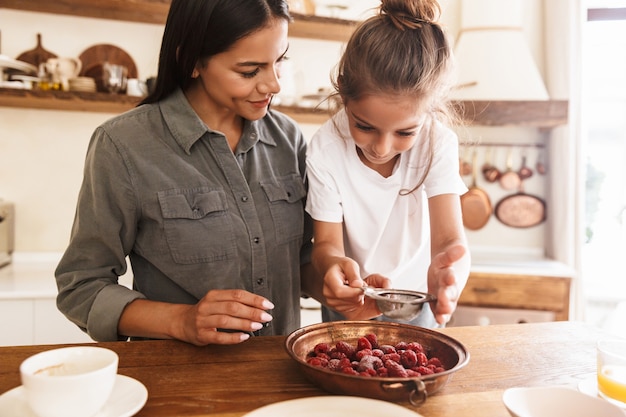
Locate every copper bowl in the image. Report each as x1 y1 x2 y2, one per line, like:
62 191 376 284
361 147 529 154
285 321 469 405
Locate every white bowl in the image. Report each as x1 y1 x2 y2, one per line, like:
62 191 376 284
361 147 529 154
20 346 118 417
503 386 626 417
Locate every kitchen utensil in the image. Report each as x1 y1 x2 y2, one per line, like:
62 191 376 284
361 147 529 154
0 55 37 74
361 286 436 321
78 44 137 92
499 148 521 190
243 396 424 417
495 180 546 228
461 150 492 230
102 62 128 93
15 33 57 68
517 153 533 180
284 321 470 405
536 149 547 175
503 386 625 417
481 147 500 182
45 56 82 91
20 347 118 417
459 145 472 176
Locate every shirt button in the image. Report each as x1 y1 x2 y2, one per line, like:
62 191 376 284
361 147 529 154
253 237 260 244
256 278 264 285
241 196 249 202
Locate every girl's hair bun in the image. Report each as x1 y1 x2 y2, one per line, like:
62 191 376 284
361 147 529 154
380 0 441 30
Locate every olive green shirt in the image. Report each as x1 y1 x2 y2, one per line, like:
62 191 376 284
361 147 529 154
55 88 311 341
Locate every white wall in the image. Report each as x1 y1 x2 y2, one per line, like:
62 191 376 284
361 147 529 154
0 1 551 255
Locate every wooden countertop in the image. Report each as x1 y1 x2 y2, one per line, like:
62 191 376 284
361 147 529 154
0 321 606 416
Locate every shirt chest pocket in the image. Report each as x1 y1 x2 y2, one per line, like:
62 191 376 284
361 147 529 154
261 175 306 245
158 188 236 264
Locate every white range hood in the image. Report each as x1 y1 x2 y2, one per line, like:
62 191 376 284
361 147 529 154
450 0 549 101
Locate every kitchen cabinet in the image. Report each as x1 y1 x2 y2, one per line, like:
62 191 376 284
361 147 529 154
457 271 572 322
0 1 569 127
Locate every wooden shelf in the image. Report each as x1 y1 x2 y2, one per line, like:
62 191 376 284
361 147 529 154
0 0 356 42
0 88 569 127
455 100 569 128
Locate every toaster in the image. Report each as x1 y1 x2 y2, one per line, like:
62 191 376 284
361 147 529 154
0 201 15 267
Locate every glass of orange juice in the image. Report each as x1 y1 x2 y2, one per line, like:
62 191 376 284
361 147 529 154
597 338 626 408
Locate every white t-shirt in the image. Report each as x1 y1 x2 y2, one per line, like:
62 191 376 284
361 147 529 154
305 109 467 291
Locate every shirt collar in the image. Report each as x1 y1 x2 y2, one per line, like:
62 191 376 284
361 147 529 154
159 88 278 154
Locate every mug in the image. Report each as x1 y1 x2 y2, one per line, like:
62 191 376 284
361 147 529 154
126 78 148 97
45 57 82 91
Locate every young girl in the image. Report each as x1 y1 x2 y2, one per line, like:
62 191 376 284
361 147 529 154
306 0 470 327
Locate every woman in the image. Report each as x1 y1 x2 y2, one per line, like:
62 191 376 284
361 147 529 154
55 0 326 346
306 0 471 327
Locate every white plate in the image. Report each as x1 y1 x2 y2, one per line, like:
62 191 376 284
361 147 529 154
503 386 626 417
243 396 423 417
579 376 626 409
0 55 37 74
0 374 148 417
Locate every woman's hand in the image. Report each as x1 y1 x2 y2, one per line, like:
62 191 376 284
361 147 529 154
427 243 468 325
321 257 391 320
118 289 274 346
176 289 275 345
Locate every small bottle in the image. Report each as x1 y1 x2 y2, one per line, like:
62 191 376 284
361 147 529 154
37 62 60 91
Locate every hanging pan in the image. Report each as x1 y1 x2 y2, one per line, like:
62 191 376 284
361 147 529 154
495 179 546 228
460 150 492 230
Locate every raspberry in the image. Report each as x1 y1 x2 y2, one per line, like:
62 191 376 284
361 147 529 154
336 341 355 358
355 348 373 360
306 357 328 367
314 342 331 355
400 349 418 368
328 358 341 371
395 341 408 351
407 342 424 353
382 352 401 363
365 333 379 349
380 344 396 354
357 336 372 351
417 352 428 367
357 355 383 372
341 367 359 375
385 359 408 378
428 357 443 367
371 349 384 358
414 365 434 375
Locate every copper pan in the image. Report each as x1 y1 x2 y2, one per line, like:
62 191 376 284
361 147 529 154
285 321 469 406
495 180 546 228
461 150 492 230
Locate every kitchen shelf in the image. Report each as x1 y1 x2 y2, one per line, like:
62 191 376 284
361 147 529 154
0 87 569 127
0 0 356 42
456 100 569 128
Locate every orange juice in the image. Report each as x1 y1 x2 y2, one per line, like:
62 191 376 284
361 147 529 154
598 365 626 405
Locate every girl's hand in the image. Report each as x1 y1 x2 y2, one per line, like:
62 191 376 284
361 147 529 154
428 243 468 325
176 289 275 346
321 257 391 320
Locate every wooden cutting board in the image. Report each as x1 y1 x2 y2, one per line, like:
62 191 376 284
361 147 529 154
16 33 58 68
78 43 138 92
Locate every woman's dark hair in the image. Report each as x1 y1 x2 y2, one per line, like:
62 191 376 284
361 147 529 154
140 0 291 105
